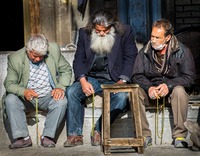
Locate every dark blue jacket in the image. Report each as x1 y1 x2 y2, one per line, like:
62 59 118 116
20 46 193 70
73 25 138 82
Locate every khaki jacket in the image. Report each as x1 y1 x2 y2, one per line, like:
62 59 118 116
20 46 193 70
4 42 72 98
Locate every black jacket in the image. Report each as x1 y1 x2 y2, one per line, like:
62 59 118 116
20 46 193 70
132 35 196 92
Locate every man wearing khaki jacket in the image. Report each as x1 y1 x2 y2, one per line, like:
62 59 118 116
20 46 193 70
4 34 72 149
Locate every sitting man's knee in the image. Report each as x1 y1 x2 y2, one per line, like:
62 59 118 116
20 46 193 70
172 86 186 96
5 94 18 107
115 92 128 100
56 97 67 109
66 85 78 98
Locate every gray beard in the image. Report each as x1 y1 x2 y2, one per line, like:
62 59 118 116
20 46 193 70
90 27 116 55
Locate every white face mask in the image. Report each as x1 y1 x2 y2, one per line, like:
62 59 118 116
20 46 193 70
152 43 165 50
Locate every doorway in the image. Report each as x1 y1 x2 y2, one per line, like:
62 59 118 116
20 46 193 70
0 0 24 51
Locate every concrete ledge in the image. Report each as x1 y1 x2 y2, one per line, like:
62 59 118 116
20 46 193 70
0 105 199 147
0 51 199 147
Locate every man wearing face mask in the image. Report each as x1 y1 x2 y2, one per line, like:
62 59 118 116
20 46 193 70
132 19 196 148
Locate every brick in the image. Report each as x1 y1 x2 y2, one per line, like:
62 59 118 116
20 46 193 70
175 0 191 5
192 11 200 16
176 18 184 24
184 17 200 23
176 24 193 29
176 12 191 17
176 6 183 11
184 5 200 11
192 23 200 26
192 0 200 4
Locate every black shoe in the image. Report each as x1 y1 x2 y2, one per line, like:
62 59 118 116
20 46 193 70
174 137 188 148
9 136 32 149
63 135 83 147
41 136 55 148
91 131 101 146
144 136 152 148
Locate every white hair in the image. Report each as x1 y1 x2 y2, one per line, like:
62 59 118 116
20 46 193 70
26 34 48 55
90 27 115 55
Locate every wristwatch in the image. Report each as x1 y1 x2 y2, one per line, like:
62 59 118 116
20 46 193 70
121 79 127 83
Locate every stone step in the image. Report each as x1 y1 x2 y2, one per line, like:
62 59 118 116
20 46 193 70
0 52 199 147
0 105 199 147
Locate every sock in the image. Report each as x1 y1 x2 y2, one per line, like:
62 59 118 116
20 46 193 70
24 136 30 140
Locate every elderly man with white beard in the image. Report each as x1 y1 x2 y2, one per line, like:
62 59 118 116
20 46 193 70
63 9 138 147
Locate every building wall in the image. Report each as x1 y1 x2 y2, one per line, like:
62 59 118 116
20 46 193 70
0 0 200 51
174 0 200 29
23 0 90 46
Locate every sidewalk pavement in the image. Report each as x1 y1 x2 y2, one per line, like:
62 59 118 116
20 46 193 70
0 144 199 156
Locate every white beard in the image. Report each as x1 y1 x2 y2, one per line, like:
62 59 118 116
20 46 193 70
90 27 116 55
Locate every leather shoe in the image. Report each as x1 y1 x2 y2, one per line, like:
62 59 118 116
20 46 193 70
63 136 83 147
41 136 55 148
9 136 32 149
91 131 101 146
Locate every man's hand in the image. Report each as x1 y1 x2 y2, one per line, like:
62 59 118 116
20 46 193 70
80 77 94 97
148 83 169 99
148 86 159 99
24 89 38 101
51 88 65 101
156 83 169 97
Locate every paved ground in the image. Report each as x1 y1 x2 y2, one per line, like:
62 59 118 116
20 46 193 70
0 144 199 156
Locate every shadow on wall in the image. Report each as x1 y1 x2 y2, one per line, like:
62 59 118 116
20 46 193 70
135 32 146 52
175 26 200 96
